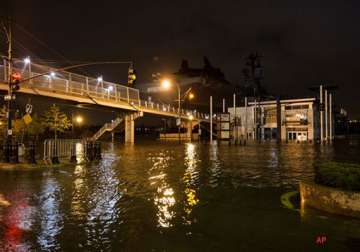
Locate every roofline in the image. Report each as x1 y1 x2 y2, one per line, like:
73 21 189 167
247 97 316 106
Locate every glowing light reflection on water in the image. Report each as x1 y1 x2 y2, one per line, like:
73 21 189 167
0 139 359 251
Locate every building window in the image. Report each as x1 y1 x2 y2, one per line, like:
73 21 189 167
285 105 309 110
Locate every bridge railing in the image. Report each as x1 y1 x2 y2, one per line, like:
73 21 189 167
2 60 141 106
0 61 209 121
138 99 209 120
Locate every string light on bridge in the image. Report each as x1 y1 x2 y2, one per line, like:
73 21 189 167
23 57 31 65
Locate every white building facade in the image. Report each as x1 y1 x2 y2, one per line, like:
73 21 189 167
228 98 329 142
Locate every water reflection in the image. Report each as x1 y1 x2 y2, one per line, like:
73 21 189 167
183 143 200 224
76 143 85 164
38 177 63 251
148 152 176 228
0 140 359 251
1 192 34 252
154 185 175 228
209 143 222 188
85 152 121 248
71 165 88 219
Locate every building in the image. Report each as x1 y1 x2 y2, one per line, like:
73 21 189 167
228 97 333 142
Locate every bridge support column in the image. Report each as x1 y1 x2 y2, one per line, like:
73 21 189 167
186 120 199 141
125 114 135 144
186 121 192 141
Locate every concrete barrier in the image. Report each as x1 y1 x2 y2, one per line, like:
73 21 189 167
300 181 360 218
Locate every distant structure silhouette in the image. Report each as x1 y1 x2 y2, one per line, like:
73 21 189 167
175 56 230 88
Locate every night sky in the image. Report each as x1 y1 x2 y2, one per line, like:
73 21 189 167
3 0 360 118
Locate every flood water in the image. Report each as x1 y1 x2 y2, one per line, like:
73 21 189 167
0 138 360 251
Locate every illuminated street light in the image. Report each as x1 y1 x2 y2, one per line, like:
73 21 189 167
97 76 103 82
188 114 194 121
72 113 83 136
75 116 83 124
159 78 181 142
23 57 31 64
188 92 194 100
108 85 113 92
161 79 171 90
50 71 56 77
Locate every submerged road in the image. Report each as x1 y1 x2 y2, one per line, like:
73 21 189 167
0 139 359 251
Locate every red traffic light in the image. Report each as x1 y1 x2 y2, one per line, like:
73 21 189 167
10 72 21 92
11 72 22 81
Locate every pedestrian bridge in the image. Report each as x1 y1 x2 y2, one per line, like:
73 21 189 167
0 61 210 142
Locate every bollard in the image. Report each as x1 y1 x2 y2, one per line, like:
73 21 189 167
90 141 95 161
11 142 19 164
28 141 36 164
3 142 10 163
92 142 97 160
95 142 102 160
86 141 94 161
70 142 77 163
85 142 90 161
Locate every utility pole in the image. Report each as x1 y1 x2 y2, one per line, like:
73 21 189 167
210 96 213 143
5 19 13 154
177 84 181 143
254 99 257 140
320 85 323 143
329 93 333 142
0 18 15 163
245 97 248 140
233 93 236 143
325 89 328 142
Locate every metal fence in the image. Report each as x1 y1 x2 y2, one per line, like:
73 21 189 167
43 139 84 162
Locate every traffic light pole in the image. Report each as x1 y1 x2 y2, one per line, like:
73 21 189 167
7 21 12 143
2 19 13 163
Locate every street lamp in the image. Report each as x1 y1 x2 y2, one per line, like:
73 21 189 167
75 115 83 124
161 79 171 90
72 114 83 136
160 79 196 142
188 92 195 100
23 57 32 83
23 57 30 64
161 78 181 142
188 114 194 141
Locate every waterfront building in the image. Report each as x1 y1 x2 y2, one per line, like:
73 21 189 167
228 97 334 142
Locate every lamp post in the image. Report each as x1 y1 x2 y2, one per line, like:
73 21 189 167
23 57 32 83
161 79 194 143
188 114 194 141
